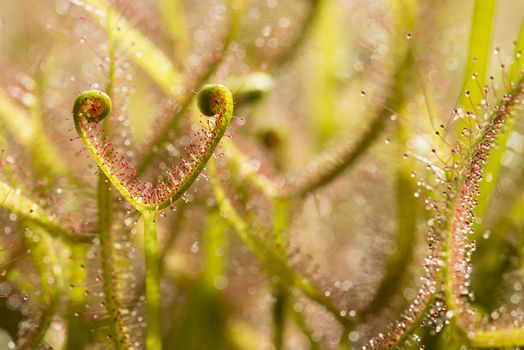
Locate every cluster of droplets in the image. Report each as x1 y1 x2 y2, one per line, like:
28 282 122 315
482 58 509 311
363 226 443 349
448 80 524 334
361 136 452 349
285 244 358 317
364 74 524 348
480 304 524 333
17 315 51 349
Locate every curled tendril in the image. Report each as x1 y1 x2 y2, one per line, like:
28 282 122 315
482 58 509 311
73 84 234 212
197 84 230 117
73 90 112 122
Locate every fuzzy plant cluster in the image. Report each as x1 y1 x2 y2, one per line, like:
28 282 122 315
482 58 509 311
0 0 524 349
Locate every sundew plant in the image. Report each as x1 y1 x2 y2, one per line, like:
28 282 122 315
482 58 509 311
0 0 524 349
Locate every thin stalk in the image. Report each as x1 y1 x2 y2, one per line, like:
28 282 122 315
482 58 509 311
28 294 60 350
307 0 345 146
0 91 68 178
271 197 289 350
98 173 126 350
469 328 524 347
288 305 321 350
78 0 182 95
272 284 286 350
143 210 162 350
0 180 89 243
64 244 90 350
472 17 524 237
272 197 289 251
96 22 127 348
338 327 350 350
20 226 62 349
129 204 187 308
378 293 436 349
208 158 352 329
455 0 497 138
158 0 189 63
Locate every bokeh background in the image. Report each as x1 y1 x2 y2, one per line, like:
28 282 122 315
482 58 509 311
1 0 524 349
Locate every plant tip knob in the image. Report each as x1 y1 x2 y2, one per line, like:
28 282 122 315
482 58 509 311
74 90 112 122
197 84 232 117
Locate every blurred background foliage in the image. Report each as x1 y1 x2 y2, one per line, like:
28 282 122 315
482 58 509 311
0 0 523 349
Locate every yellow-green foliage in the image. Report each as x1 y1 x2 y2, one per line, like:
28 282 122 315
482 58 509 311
0 1 523 349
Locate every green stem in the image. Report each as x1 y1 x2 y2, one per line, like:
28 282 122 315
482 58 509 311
338 327 350 350
271 197 289 350
98 174 126 350
472 17 524 238
20 226 61 350
0 180 89 243
272 284 286 350
129 204 187 308
384 293 436 349
65 245 90 350
143 210 162 350
28 294 60 350
456 0 497 138
96 32 125 347
80 0 182 94
272 198 289 251
470 327 524 347
288 305 321 350
208 158 351 328
0 91 68 179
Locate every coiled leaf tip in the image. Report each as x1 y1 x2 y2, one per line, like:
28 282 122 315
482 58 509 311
73 90 112 122
197 84 232 117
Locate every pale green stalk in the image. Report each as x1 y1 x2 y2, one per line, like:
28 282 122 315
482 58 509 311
455 0 497 139
143 210 161 349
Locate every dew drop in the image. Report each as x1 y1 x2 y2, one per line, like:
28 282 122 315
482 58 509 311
190 241 199 253
235 117 245 126
349 331 360 341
